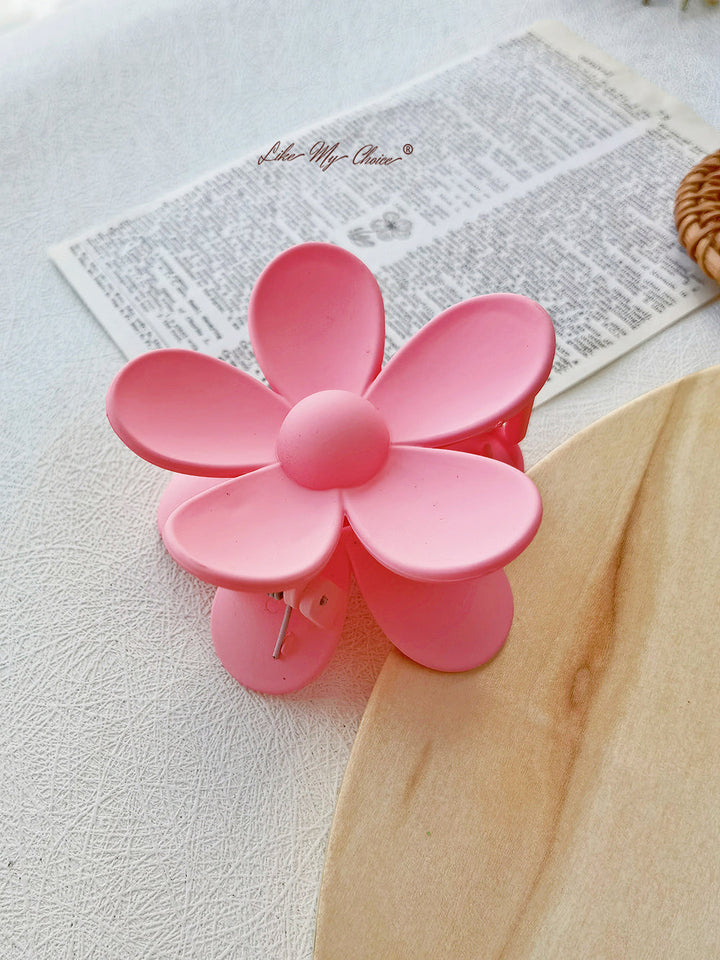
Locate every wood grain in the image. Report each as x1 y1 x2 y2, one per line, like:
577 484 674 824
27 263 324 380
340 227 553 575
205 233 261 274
314 366 720 960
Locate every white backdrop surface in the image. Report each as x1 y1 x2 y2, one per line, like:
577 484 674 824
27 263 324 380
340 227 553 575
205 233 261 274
2 1 719 957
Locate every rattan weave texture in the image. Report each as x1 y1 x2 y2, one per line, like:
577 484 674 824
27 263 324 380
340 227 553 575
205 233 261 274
675 148 720 284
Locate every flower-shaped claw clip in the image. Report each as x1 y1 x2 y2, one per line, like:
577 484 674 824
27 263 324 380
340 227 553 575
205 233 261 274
107 243 555 694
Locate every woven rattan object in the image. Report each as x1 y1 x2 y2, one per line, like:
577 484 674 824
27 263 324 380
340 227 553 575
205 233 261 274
675 148 720 284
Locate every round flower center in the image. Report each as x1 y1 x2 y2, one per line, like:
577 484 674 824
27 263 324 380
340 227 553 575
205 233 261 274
276 390 390 490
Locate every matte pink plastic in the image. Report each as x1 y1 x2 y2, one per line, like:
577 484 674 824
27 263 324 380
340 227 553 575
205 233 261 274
445 429 524 471
106 349 289 477
343 446 542 582
156 474 228 533
277 390 390 490
365 294 555 446
211 547 350 694
163 464 343 592
105 242 556 693
345 533 513 671
248 242 385 404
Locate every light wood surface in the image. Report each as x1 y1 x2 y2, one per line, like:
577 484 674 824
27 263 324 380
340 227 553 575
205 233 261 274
314 366 720 959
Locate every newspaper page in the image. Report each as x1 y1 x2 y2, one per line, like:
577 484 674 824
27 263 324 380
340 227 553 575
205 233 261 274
50 20 718 404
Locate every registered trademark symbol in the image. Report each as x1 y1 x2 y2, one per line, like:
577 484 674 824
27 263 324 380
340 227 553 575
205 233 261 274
403 143 413 155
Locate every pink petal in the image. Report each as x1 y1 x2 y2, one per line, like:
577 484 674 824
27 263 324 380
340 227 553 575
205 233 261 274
345 532 513 671
343 446 541 582
107 350 289 476
156 474 229 534
163 464 343 591
248 243 385 403
365 294 555 445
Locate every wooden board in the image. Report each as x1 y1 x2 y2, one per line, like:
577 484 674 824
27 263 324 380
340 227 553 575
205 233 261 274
314 365 720 959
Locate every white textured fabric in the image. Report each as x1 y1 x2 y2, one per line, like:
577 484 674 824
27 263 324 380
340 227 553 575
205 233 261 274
2 1 719 957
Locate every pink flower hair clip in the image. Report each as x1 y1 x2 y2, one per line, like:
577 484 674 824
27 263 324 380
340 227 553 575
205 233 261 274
106 243 555 693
